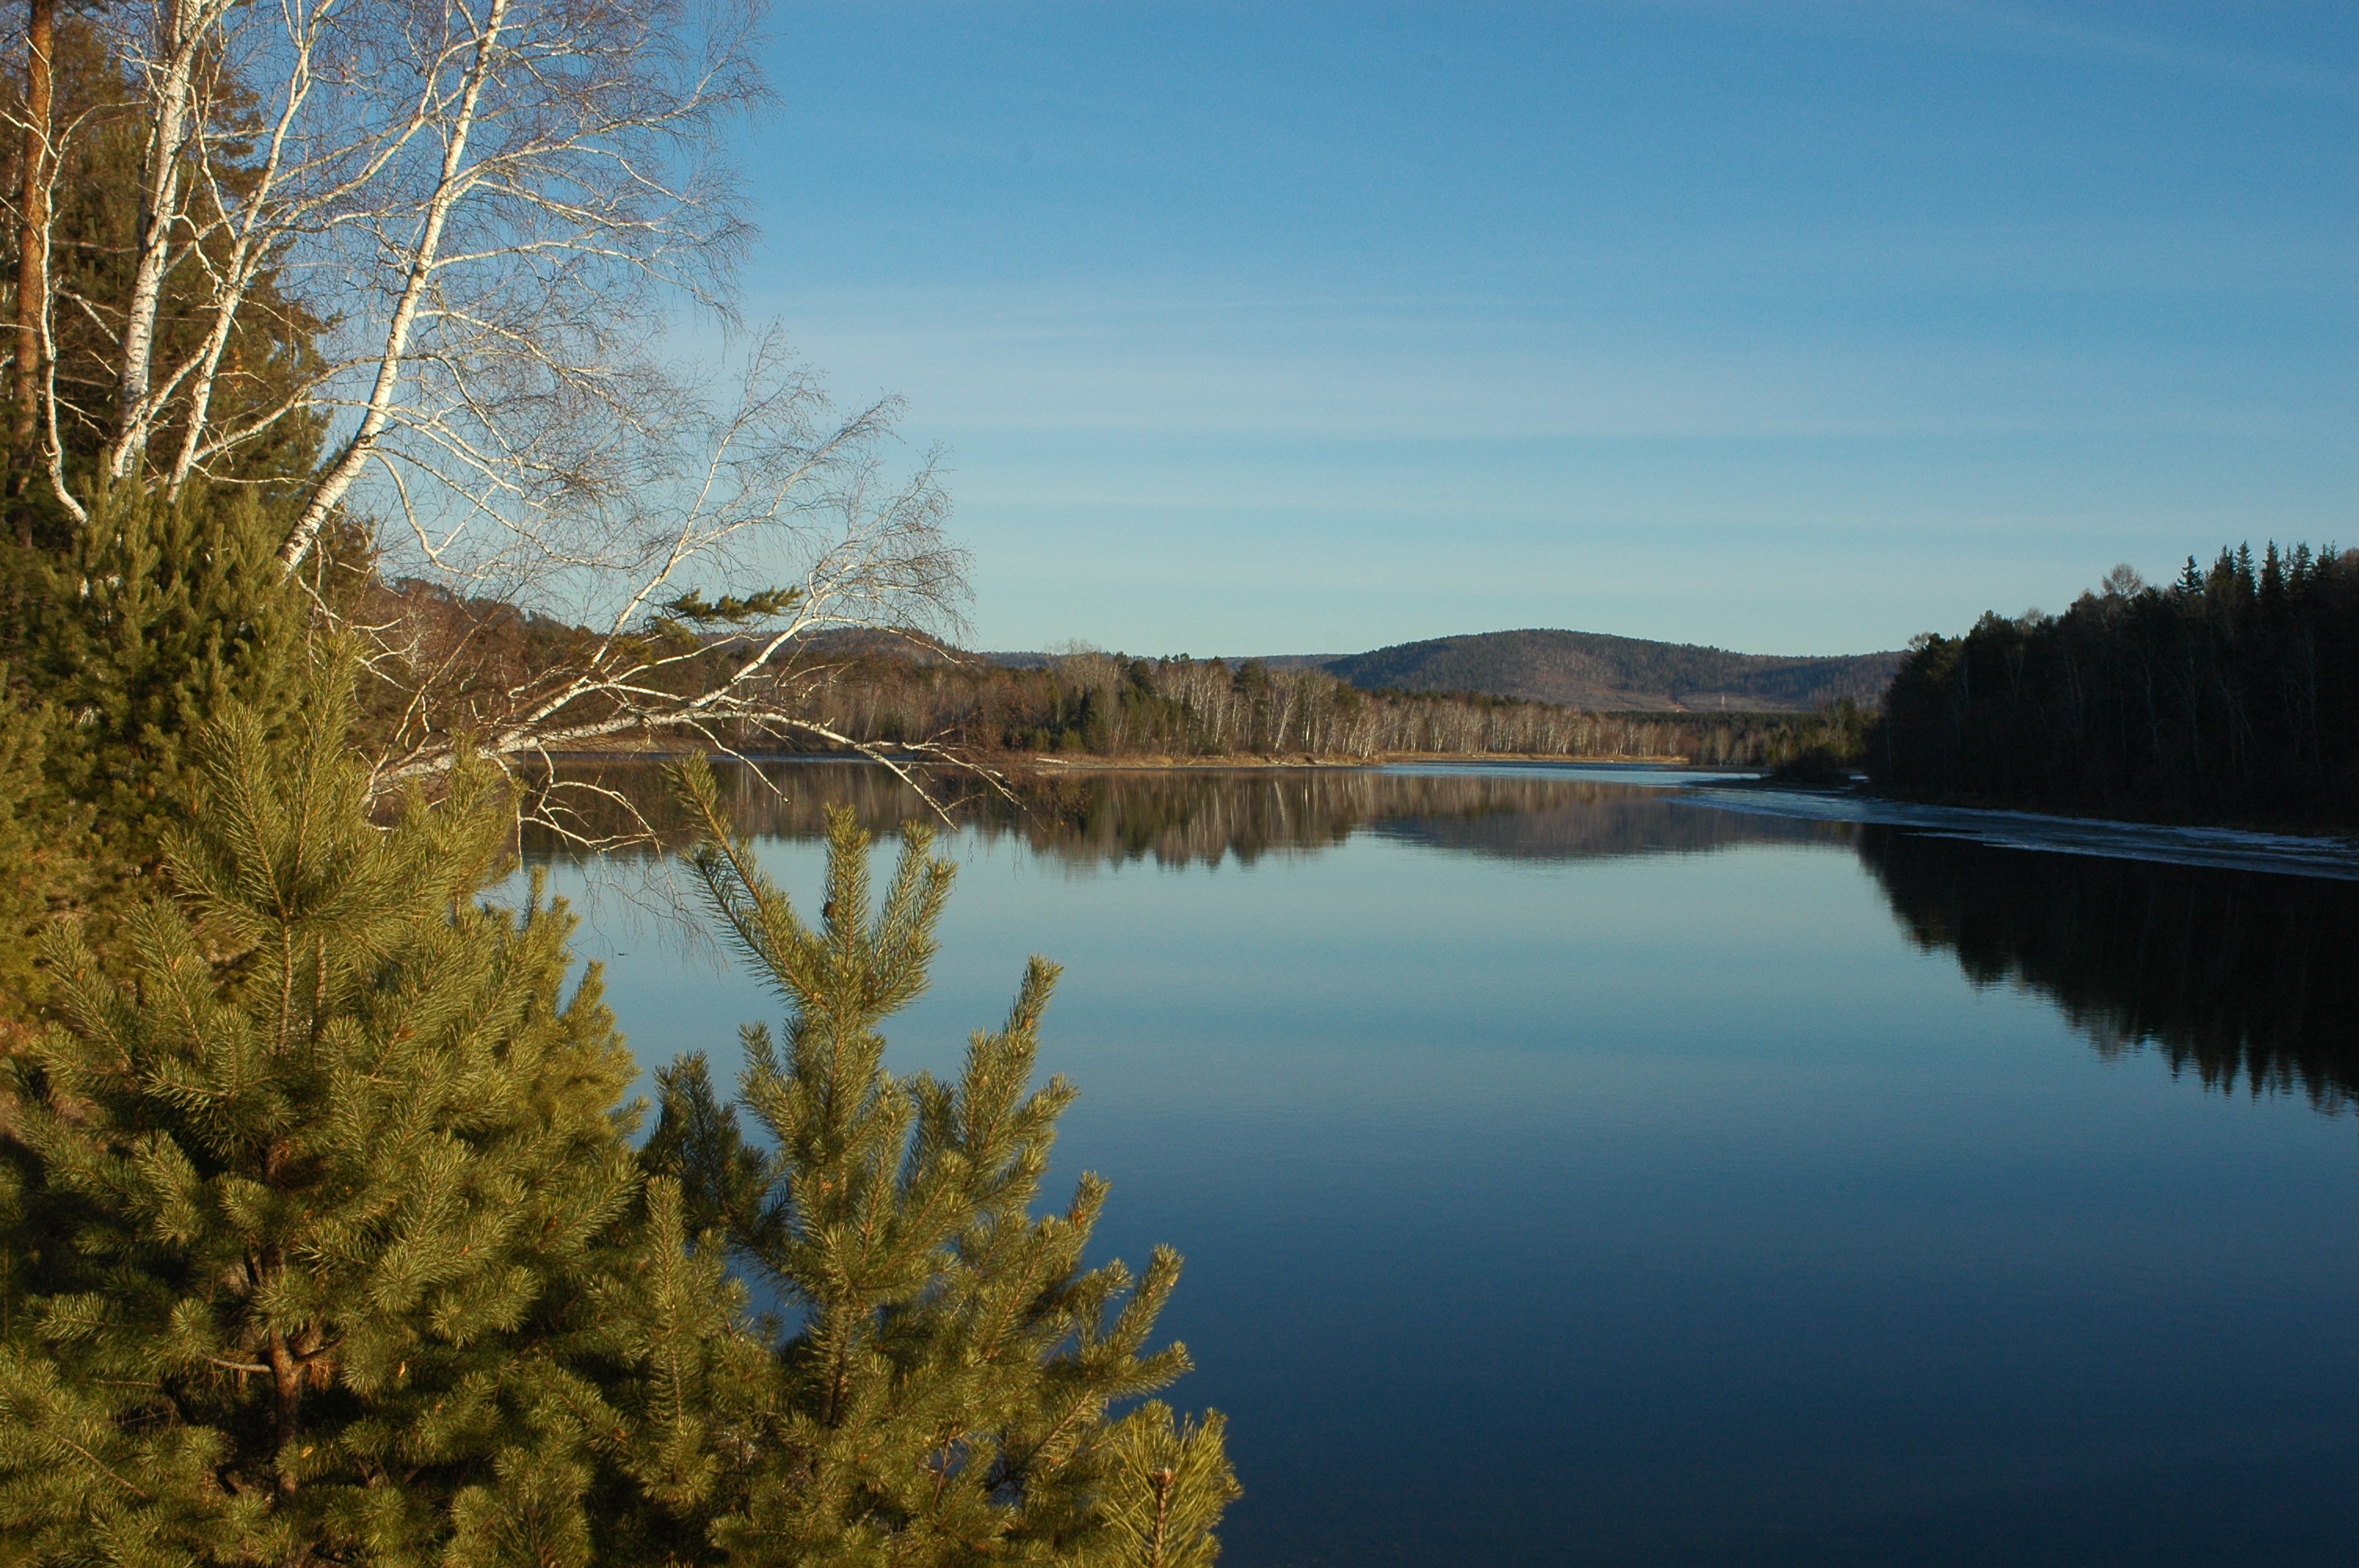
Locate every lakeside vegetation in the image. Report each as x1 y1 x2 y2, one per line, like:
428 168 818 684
1870 545 2359 827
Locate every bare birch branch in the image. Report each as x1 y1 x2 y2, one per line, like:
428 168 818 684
18 0 974 833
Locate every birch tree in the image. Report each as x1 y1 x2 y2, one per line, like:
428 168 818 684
2 0 967 818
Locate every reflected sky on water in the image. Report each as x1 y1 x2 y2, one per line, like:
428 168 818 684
520 763 2359 1566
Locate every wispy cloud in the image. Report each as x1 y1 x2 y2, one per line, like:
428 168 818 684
756 252 2350 448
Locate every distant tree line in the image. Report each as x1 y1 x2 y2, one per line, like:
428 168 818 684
761 646 1866 768
1869 545 2359 826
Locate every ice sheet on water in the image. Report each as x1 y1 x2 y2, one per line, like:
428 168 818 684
1676 786 2359 881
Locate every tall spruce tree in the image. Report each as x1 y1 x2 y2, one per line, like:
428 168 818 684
649 760 1238 1566
0 661 749 1566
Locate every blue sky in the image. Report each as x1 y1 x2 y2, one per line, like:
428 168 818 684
731 2 2355 655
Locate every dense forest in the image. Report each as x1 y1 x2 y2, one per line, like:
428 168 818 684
1314 628 1902 711
1869 546 2359 825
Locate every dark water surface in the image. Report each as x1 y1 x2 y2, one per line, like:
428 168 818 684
521 763 2359 1566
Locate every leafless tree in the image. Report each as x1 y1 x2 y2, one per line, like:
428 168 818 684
2 0 970 836
363 327 976 845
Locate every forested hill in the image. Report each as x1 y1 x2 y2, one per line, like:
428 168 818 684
1312 630 1903 712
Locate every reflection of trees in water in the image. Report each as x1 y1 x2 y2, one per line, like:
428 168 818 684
516 761 994 862
1012 771 1851 867
1370 788 1852 862
518 762 1845 869
1859 827 2359 1112
520 764 2350 1112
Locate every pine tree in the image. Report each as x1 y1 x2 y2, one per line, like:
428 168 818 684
9 481 312 872
0 689 88 1046
649 758 1239 1566
0 659 743 1566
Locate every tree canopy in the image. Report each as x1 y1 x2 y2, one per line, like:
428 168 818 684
1870 543 2359 826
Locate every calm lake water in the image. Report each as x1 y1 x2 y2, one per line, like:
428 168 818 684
520 763 2359 1567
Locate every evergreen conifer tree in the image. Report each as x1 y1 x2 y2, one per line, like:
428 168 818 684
649 759 1238 1566
7 481 312 872
0 661 745 1566
0 691 88 1044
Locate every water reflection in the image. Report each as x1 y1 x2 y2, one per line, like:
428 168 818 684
521 759 1847 867
1859 826 2359 1112
516 759 2359 1563
1366 774 1851 861
521 760 2354 1113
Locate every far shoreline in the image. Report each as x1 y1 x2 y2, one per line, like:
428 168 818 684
508 746 2358 840
518 745 1712 771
